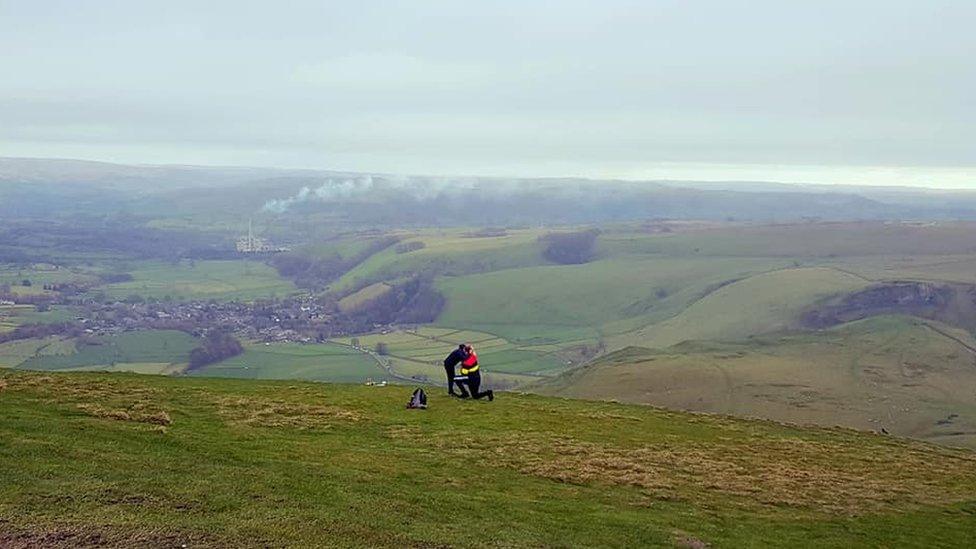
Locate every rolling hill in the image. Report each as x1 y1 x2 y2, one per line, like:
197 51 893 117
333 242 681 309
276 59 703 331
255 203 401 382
539 316 976 448
2 369 976 547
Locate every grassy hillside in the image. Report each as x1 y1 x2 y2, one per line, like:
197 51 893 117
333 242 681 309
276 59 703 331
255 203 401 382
2 370 976 547
609 267 871 348
330 229 547 293
540 316 976 448
436 257 788 344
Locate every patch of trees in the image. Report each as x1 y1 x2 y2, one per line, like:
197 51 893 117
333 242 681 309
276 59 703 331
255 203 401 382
540 229 600 264
332 277 445 332
270 236 400 289
187 331 244 370
395 241 426 254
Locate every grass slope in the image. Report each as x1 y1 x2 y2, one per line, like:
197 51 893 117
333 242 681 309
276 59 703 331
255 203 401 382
541 315 976 448
1 371 975 547
436 257 788 343
331 229 547 293
610 267 871 348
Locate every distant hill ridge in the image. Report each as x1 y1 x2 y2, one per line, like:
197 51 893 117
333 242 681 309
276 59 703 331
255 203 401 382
4 156 976 223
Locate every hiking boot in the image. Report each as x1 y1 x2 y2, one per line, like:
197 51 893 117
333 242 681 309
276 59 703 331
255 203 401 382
488 390 494 402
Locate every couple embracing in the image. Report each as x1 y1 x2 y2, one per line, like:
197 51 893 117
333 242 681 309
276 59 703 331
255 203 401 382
443 343 494 401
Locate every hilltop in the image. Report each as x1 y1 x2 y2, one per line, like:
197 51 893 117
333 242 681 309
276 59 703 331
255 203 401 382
2 370 976 547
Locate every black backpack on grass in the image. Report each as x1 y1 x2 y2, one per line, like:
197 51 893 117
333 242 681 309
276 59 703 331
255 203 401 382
407 388 428 409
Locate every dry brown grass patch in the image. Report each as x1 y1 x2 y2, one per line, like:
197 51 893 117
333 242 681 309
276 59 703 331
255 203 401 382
4 373 160 402
414 432 976 515
76 404 172 427
216 396 363 430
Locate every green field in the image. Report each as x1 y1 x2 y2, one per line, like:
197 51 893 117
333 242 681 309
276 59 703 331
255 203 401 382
190 342 388 383
17 330 199 373
0 304 77 334
2 370 976 547
99 260 297 301
0 264 99 290
0 336 76 368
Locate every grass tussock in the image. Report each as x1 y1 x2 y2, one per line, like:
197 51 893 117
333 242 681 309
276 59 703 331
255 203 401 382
416 432 976 515
674 531 710 549
216 396 363 430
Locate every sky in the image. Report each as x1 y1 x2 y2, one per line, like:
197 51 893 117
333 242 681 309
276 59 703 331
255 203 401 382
1 0 973 187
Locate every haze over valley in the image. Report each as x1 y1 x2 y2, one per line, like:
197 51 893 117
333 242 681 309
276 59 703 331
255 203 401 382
3 1 976 546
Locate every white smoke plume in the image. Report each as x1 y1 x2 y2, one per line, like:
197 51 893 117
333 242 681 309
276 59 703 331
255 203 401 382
259 174 596 213
262 175 376 212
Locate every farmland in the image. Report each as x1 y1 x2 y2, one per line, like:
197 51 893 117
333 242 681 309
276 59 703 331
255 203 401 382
14 330 198 374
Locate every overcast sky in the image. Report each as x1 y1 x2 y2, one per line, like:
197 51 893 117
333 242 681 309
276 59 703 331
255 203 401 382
1 0 973 187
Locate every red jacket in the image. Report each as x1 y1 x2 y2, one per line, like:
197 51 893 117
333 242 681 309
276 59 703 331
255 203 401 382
460 352 479 373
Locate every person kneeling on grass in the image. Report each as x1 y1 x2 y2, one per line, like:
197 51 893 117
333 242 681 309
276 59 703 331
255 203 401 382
459 345 494 401
443 343 471 398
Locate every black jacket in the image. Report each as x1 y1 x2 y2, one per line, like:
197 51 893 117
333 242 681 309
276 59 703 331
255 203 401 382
444 347 469 369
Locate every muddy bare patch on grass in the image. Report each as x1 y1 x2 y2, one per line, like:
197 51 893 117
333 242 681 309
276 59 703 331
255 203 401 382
216 396 363 430
410 432 976 515
0 524 244 549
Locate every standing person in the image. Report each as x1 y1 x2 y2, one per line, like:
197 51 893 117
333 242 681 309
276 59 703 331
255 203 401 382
459 345 494 401
443 344 471 398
